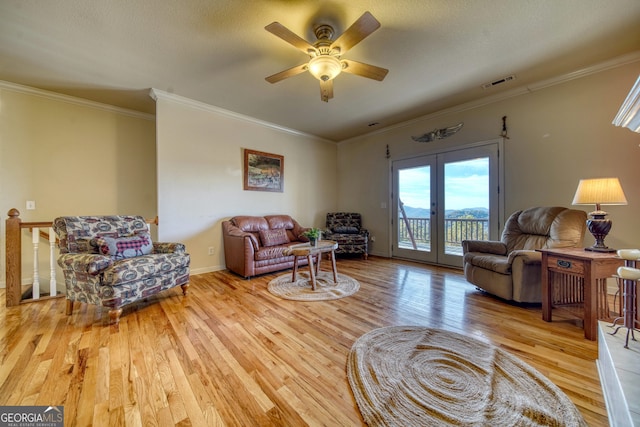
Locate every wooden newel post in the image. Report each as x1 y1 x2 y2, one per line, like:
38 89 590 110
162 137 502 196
6 208 22 307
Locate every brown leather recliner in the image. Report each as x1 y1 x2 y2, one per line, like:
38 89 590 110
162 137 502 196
462 206 587 303
222 214 311 278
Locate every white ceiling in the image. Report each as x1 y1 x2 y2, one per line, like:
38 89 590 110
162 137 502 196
1 0 640 142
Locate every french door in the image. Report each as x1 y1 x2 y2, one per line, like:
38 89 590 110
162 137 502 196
391 140 503 267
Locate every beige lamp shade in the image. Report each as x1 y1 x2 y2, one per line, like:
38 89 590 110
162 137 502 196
572 177 628 209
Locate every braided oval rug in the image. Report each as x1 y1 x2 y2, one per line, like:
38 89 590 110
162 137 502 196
268 271 359 301
347 326 587 427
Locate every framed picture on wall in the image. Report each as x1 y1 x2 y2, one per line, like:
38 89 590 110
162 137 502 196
243 149 284 192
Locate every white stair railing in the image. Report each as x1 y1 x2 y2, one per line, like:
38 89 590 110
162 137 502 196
6 209 158 306
49 227 57 297
30 226 60 300
5 209 62 305
32 227 40 299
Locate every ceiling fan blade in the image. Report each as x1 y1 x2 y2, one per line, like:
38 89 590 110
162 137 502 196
320 79 334 102
265 63 308 83
341 59 388 81
265 22 316 54
330 11 380 54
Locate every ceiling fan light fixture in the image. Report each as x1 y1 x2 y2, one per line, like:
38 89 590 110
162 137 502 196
308 55 342 81
264 12 387 101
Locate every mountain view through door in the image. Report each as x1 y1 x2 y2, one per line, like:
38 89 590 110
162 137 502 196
393 142 501 267
397 158 489 252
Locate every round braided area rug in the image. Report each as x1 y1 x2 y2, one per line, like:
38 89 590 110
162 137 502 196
347 326 586 427
268 271 359 301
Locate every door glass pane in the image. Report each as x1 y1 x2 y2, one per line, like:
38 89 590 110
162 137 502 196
398 165 431 252
443 158 490 255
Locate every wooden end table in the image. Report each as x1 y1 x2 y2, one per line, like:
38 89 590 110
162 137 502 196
538 247 623 340
283 241 339 290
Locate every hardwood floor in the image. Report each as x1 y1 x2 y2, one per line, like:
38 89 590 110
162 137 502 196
0 257 609 426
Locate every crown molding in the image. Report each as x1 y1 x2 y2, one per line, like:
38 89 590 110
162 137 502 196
342 50 640 144
0 80 155 121
149 88 335 144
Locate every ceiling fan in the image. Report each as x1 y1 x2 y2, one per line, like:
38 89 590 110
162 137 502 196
265 11 389 102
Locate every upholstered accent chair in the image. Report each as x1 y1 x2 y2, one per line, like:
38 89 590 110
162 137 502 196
323 212 369 259
462 206 587 303
53 215 190 324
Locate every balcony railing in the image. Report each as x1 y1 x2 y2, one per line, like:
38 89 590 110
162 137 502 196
397 217 489 253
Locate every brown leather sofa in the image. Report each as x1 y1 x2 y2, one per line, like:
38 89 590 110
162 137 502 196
222 214 311 278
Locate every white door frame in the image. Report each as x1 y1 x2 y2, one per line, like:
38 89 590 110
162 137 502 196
389 138 505 267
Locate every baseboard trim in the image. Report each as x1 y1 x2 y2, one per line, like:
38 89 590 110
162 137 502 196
191 265 226 276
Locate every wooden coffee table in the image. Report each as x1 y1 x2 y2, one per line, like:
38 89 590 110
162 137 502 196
283 241 338 290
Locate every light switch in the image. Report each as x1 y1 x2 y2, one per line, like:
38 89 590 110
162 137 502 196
26 200 36 210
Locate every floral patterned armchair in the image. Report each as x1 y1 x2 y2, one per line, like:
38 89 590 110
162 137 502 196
323 212 369 259
53 215 190 325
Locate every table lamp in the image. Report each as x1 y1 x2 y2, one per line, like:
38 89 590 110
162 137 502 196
572 177 627 252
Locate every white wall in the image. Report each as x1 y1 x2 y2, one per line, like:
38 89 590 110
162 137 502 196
339 59 640 257
152 90 337 274
0 82 157 287
0 82 337 286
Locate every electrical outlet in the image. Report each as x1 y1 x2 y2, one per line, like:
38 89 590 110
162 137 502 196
208 247 214 255
371 236 376 242
26 200 36 210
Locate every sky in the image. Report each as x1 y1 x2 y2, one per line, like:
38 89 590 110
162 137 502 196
399 157 489 210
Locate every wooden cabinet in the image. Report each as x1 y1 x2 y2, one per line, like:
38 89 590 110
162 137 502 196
538 247 623 340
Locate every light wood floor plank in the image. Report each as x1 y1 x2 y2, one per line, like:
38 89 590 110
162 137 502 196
0 257 609 426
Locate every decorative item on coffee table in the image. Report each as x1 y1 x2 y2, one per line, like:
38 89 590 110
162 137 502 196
302 227 321 246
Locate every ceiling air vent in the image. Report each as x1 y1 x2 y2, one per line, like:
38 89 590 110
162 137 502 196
481 74 516 90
